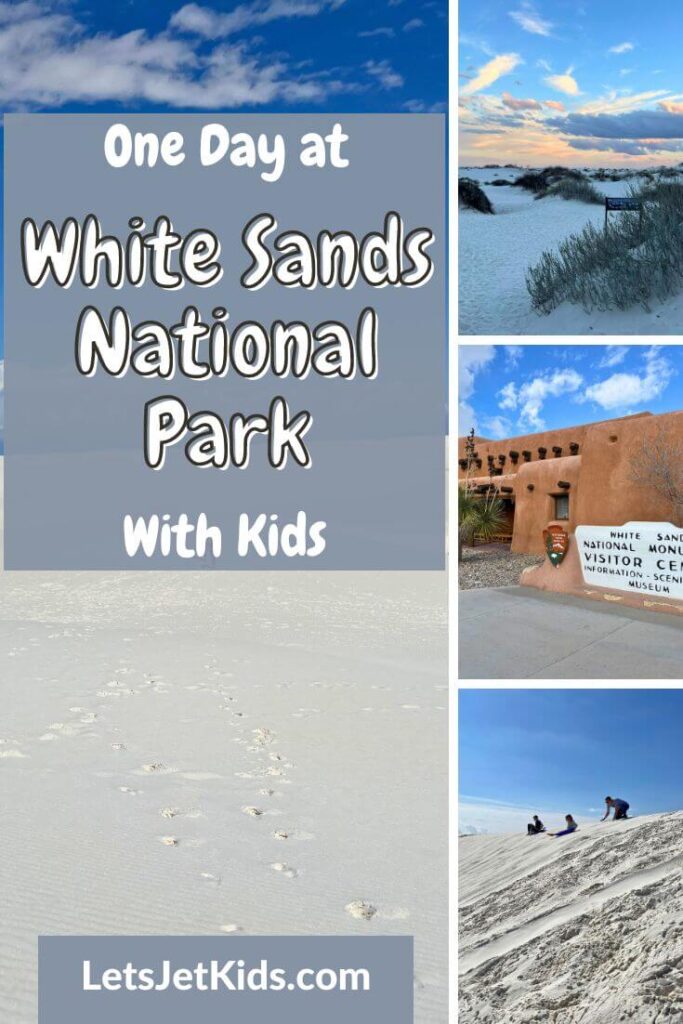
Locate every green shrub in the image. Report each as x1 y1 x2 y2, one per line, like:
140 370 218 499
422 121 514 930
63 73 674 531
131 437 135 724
514 166 586 193
459 177 494 214
527 183 683 314
535 177 603 205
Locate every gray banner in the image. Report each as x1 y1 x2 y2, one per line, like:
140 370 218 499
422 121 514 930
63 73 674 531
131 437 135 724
4 114 445 570
39 935 413 1024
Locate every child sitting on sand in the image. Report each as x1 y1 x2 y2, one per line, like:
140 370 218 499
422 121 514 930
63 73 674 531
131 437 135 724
548 814 578 837
527 815 545 835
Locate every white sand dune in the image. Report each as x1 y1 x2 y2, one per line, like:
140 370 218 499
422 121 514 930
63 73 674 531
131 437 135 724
459 811 683 1022
459 167 683 335
0 459 447 1022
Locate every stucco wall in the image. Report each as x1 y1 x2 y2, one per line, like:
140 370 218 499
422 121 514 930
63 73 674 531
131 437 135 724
459 410 683 555
511 456 581 554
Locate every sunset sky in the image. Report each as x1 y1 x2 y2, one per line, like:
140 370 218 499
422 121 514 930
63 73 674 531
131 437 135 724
460 0 683 167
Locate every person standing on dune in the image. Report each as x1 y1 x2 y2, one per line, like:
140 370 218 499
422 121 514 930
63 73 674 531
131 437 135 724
602 796 630 821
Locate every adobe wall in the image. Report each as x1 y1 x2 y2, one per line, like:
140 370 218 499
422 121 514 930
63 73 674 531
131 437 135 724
574 411 683 528
459 410 683 556
511 456 580 553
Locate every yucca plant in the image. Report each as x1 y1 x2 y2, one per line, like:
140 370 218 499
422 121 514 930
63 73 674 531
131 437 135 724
458 485 507 560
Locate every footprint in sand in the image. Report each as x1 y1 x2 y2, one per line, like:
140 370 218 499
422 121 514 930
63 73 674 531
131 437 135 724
345 900 377 921
251 728 275 747
242 806 264 817
268 753 293 767
270 862 298 879
141 762 170 774
119 786 139 795
158 836 179 847
200 872 222 887
272 829 314 842
160 807 180 819
111 743 126 751
219 924 242 934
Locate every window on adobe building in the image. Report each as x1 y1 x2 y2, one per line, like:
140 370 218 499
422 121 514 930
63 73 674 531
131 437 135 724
554 493 569 520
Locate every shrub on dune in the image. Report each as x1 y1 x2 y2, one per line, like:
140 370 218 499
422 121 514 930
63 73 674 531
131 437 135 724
535 177 603 205
527 183 683 314
459 177 494 214
514 166 587 194
513 171 546 193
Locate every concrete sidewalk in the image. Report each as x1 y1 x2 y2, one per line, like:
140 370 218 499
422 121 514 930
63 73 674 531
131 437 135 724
459 586 683 679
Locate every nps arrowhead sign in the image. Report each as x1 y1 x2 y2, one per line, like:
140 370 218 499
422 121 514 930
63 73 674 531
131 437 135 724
543 524 569 567
576 522 683 600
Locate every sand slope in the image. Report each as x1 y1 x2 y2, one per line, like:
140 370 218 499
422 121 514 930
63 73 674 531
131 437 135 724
459 812 683 1022
0 460 447 1021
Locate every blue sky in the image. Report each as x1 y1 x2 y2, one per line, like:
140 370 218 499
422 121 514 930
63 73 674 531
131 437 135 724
460 0 683 166
460 344 682 439
459 689 683 834
0 0 446 434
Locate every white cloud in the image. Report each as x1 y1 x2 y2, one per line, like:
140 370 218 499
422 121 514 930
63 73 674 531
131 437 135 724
459 346 496 435
598 346 629 368
504 345 523 366
509 3 552 36
358 26 394 38
170 0 343 38
609 41 634 55
461 53 522 96
364 59 403 89
460 345 496 400
482 414 512 439
498 381 518 409
403 18 423 31
545 68 580 96
576 88 669 116
0 0 351 110
583 347 672 410
459 400 479 436
501 370 584 430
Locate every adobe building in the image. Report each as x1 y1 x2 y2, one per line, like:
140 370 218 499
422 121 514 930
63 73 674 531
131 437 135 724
458 410 683 556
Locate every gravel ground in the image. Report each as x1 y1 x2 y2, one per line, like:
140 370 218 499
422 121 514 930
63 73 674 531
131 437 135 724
459 544 544 590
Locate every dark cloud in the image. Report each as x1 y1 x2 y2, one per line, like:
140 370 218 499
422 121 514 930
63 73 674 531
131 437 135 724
568 136 683 156
501 91 541 110
547 108 683 140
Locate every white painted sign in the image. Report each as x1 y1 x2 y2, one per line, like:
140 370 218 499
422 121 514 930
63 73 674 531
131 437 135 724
576 522 683 600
